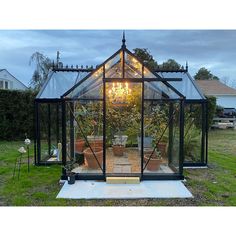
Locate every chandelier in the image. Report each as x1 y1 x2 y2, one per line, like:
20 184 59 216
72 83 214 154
108 82 131 105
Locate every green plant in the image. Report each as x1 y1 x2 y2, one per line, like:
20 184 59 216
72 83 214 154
144 103 169 142
184 124 201 162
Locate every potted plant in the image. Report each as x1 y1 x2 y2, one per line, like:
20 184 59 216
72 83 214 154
112 135 127 156
83 146 103 169
75 136 85 153
86 103 103 149
157 134 168 159
64 162 76 185
144 150 162 171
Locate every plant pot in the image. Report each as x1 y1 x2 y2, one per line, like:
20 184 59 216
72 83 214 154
157 142 167 158
87 135 103 149
144 154 162 171
83 147 103 169
114 135 128 147
138 136 153 150
112 145 125 156
75 139 85 152
143 148 154 163
75 152 84 165
67 172 76 184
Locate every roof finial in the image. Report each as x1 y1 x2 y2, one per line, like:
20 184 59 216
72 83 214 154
122 31 126 48
186 61 188 72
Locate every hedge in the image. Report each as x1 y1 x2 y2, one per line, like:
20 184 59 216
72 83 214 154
206 96 217 129
0 89 37 140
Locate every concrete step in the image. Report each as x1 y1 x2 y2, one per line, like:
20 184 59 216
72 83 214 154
106 176 140 184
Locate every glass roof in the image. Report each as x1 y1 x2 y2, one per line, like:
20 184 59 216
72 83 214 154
158 72 205 100
37 71 89 99
36 46 205 101
64 48 181 100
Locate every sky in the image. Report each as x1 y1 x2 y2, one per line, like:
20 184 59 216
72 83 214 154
1 30 236 87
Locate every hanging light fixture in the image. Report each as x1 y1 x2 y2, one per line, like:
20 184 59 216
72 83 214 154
108 82 131 105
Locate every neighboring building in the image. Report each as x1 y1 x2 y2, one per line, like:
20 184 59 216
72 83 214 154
195 80 236 108
0 69 27 90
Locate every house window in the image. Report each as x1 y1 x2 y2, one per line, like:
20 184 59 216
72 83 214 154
0 80 10 89
5 81 9 89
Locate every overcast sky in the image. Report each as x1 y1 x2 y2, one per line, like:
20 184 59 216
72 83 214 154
0 30 236 87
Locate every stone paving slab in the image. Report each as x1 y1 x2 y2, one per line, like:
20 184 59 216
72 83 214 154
57 180 193 199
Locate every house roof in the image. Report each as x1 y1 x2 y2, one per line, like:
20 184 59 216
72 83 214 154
195 80 236 96
0 68 28 88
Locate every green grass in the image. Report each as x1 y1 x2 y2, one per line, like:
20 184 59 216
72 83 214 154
0 129 236 206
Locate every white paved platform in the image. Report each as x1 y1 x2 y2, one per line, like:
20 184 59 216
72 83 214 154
57 180 193 199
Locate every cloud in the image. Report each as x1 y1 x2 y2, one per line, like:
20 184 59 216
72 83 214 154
0 30 236 86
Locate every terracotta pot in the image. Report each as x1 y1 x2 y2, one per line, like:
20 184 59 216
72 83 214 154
144 154 162 171
112 145 125 156
75 139 85 152
157 142 167 158
83 147 103 169
89 140 103 149
87 136 103 149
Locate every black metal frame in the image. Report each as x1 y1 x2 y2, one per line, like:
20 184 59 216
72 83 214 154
34 39 208 181
183 100 208 167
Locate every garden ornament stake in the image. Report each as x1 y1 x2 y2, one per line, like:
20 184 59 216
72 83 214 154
13 146 27 180
24 138 31 172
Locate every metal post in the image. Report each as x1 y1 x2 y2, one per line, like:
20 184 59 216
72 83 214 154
141 64 144 178
103 65 106 177
69 102 74 161
201 102 206 164
205 101 208 165
17 153 22 180
168 102 174 164
36 102 41 164
34 100 37 165
27 146 30 172
47 103 51 157
56 102 60 143
61 100 67 179
179 99 185 176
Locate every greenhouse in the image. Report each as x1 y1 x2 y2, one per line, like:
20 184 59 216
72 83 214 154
35 36 208 181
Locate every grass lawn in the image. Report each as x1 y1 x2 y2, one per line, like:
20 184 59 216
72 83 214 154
0 129 236 206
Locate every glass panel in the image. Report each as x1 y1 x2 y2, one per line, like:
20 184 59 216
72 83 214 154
162 72 203 99
183 103 203 164
144 67 156 78
66 100 104 174
106 82 142 175
170 102 181 171
143 101 180 174
38 71 88 99
144 81 179 99
124 52 142 78
38 103 62 163
66 67 103 99
105 52 122 78
0 81 3 89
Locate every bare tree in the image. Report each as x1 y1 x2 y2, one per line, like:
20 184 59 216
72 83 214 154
29 52 52 90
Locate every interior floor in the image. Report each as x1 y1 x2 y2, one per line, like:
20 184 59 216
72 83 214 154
72 147 174 174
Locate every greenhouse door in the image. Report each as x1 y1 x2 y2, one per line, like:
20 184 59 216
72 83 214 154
105 82 142 176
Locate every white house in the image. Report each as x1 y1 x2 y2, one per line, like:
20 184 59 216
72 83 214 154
195 80 236 108
0 69 27 90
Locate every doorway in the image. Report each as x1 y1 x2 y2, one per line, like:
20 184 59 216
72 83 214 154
105 82 142 176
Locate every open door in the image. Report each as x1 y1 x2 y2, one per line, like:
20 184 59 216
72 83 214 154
105 82 142 176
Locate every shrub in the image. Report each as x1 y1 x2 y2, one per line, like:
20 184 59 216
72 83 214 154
0 89 36 140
